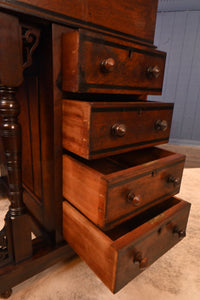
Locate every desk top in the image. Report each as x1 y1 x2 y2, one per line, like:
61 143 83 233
0 0 158 45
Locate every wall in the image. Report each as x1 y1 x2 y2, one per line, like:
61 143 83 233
148 0 200 145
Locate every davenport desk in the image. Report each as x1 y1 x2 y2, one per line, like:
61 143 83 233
0 1 190 297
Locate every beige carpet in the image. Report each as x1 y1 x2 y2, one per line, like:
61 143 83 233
0 167 199 300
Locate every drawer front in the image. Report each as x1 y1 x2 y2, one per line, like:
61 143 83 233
62 30 166 94
106 159 185 228
63 148 185 229
90 103 173 158
62 100 174 159
114 198 191 291
63 198 191 293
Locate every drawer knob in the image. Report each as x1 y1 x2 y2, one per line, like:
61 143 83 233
173 226 186 238
147 65 161 79
101 58 116 72
111 123 126 137
168 176 181 186
127 192 142 206
155 119 168 131
134 251 148 269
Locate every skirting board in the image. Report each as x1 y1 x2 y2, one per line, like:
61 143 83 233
158 0 200 12
169 138 200 146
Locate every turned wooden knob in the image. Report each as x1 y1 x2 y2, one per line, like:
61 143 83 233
111 123 126 137
168 176 181 186
155 119 168 131
173 226 186 238
134 251 148 269
101 57 116 72
147 65 161 78
127 192 142 206
0 288 12 299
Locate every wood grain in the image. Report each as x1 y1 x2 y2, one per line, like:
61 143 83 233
62 30 166 94
62 147 185 229
13 0 158 43
62 100 173 159
63 198 191 293
0 12 23 87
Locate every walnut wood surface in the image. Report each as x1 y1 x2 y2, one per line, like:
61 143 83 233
63 198 190 293
62 100 174 159
18 77 42 199
16 24 71 241
62 30 166 94
63 148 185 230
0 12 23 87
0 0 191 295
8 0 158 44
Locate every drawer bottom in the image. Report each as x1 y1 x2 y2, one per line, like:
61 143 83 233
63 197 190 293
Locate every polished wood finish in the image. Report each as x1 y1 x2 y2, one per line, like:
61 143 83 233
0 12 23 87
62 29 166 94
8 0 158 44
62 100 174 159
15 23 70 241
0 12 75 295
63 147 185 230
0 0 191 296
0 13 32 264
63 198 191 293
18 77 42 198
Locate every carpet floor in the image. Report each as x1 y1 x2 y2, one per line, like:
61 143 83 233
0 163 199 299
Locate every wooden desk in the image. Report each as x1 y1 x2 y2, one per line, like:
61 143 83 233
0 1 190 297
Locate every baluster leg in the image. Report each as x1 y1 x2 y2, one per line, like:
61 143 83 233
0 12 32 266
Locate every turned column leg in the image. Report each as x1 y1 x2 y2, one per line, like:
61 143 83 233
0 12 32 265
0 86 32 263
0 86 24 215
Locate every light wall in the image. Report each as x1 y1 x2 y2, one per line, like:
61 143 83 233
148 0 200 145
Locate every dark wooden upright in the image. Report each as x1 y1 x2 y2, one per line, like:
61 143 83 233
0 12 32 265
0 9 75 298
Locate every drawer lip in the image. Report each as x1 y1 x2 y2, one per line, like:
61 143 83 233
91 104 173 113
107 156 185 186
90 137 170 156
80 32 166 57
80 83 163 93
63 197 191 293
112 196 190 249
63 148 185 181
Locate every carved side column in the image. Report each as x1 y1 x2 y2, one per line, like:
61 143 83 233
0 12 32 264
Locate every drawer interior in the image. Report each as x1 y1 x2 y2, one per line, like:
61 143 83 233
106 197 180 240
66 147 176 175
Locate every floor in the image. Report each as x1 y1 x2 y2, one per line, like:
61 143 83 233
0 144 200 300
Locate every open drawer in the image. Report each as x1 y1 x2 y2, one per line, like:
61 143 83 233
63 147 185 230
63 197 191 293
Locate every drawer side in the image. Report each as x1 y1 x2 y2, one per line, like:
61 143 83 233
63 154 107 227
62 100 91 159
63 201 118 292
